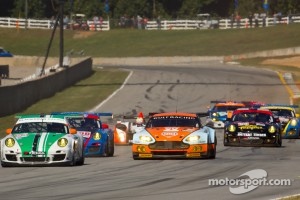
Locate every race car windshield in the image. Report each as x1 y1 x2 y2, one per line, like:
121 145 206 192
146 116 199 128
81 118 99 129
232 113 272 123
213 106 244 111
269 109 294 117
68 117 100 129
116 123 127 131
12 122 68 133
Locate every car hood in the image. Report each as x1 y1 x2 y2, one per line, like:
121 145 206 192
145 127 198 141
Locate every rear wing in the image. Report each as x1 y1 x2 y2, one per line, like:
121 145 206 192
242 101 265 108
51 112 113 118
263 104 299 108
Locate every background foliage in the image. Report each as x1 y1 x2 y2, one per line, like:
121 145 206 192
0 0 300 20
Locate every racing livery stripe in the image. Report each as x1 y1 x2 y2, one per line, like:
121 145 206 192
32 134 41 153
37 133 47 153
84 134 93 147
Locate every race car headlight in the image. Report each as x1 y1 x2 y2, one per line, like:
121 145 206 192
290 119 297 126
185 135 200 142
268 125 276 134
228 125 236 132
118 132 126 142
139 135 153 143
57 138 68 147
5 138 15 147
212 112 218 117
93 132 101 140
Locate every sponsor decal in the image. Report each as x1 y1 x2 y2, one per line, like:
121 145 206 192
30 151 45 155
186 153 201 157
162 132 178 137
237 133 266 137
139 154 152 158
238 122 249 126
14 133 29 139
78 131 91 138
239 125 263 130
162 127 179 137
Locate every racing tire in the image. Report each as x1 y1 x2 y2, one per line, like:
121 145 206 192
276 135 282 147
108 138 114 157
132 154 140 160
68 154 76 166
209 143 216 159
105 137 114 157
76 143 85 165
223 134 229 146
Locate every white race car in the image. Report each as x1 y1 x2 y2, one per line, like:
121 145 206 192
0 114 85 167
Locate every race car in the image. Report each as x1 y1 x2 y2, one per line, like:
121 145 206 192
114 121 135 145
114 112 145 145
0 114 85 167
224 108 282 147
260 104 300 139
207 101 246 128
52 112 114 157
132 112 217 159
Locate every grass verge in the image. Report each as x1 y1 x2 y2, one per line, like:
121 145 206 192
0 68 129 138
238 56 300 110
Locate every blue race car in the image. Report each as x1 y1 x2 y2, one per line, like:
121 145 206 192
260 105 300 139
207 101 246 128
52 112 114 156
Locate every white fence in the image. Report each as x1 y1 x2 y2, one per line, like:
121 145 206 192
0 17 110 31
0 16 300 31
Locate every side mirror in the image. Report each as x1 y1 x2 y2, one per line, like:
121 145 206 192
6 128 12 134
69 128 77 134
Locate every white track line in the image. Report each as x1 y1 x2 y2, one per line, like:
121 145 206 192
89 70 133 112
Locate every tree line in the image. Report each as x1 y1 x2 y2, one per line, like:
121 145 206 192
0 0 300 20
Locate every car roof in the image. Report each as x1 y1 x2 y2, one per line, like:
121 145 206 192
152 112 197 117
260 106 294 111
15 114 68 124
215 102 245 106
51 112 113 120
233 108 273 116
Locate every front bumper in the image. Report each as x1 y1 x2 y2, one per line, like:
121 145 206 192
224 135 281 147
1 150 74 166
132 143 214 159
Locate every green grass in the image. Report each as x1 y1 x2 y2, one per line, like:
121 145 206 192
0 68 129 138
239 56 300 111
1 24 300 57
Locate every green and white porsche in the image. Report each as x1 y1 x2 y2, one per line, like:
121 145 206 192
0 114 85 167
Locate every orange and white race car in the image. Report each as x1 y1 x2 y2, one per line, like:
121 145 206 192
114 112 145 145
132 112 217 159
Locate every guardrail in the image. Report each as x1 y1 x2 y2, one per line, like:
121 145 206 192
1 16 300 31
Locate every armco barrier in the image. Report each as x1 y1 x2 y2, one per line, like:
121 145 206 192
0 57 93 117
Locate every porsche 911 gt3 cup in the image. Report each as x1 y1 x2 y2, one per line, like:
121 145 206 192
224 108 282 147
0 114 85 167
52 112 115 157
